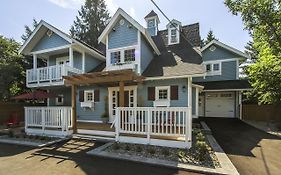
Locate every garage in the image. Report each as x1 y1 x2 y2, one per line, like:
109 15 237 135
205 92 235 118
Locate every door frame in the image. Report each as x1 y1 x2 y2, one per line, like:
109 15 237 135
108 85 137 123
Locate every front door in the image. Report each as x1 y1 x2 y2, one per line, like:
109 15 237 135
56 57 69 65
108 86 137 123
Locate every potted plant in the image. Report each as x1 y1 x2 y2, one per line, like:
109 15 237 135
101 112 109 123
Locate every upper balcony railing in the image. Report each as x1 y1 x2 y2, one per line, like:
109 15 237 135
26 64 83 87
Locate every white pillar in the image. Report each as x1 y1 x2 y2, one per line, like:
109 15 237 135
69 46 73 67
33 54 37 69
82 51 85 73
239 92 242 119
186 77 193 144
195 87 199 117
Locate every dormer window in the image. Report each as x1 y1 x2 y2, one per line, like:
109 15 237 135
111 51 121 64
167 19 181 45
110 47 136 65
124 49 135 62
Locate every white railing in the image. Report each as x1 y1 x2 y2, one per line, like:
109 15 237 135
115 107 192 148
25 107 73 137
26 65 83 87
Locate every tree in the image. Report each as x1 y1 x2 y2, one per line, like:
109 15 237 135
21 18 39 42
203 30 218 46
0 36 25 101
225 0 281 104
70 0 110 48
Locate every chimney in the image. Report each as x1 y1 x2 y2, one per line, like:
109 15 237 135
144 10 160 36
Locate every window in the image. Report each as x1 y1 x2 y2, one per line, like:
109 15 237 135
167 20 181 45
170 29 178 43
147 19 155 28
156 86 170 100
221 93 233 98
110 51 121 64
84 91 94 102
124 49 135 62
204 62 221 75
56 95 64 105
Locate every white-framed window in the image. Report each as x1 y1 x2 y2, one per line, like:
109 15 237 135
109 47 136 65
204 62 221 76
124 49 135 62
156 86 170 100
84 90 94 102
110 51 121 64
168 22 180 45
147 19 155 28
56 94 64 105
56 56 69 65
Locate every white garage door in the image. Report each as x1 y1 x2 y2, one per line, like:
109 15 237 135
205 92 235 118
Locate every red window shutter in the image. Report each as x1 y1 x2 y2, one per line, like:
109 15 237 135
79 90 84 102
148 87 155 101
94 89 100 102
170 85 178 100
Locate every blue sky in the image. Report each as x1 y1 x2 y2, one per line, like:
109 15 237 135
0 0 251 50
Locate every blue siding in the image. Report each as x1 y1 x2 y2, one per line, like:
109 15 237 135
192 87 196 115
203 45 241 61
108 17 138 49
193 61 237 82
73 51 82 70
48 87 71 106
138 79 189 107
48 53 68 66
147 27 156 36
76 86 107 121
140 36 154 73
84 53 103 72
32 33 70 52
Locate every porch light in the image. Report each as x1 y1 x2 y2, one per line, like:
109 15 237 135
182 85 186 92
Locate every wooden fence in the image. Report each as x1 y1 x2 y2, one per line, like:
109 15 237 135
242 104 281 122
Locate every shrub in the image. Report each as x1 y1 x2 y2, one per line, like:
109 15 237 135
147 147 156 155
15 135 20 138
196 132 205 142
21 128 25 134
124 144 131 151
195 141 211 161
28 135 34 139
8 130 14 138
161 148 170 156
135 145 142 152
40 136 46 141
34 135 39 140
112 142 120 150
177 150 186 159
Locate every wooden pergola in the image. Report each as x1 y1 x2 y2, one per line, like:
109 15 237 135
63 69 144 133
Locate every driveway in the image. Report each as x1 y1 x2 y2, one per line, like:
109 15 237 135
0 138 200 175
202 118 281 175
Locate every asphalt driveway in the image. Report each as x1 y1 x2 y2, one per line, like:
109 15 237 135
0 138 200 175
202 118 281 175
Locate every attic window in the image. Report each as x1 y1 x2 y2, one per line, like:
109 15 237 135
168 23 180 45
210 46 216 51
46 30 53 37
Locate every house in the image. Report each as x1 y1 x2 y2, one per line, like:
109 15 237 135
19 8 250 148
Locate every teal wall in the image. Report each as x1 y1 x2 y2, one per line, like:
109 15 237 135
32 33 70 52
73 51 82 70
203 45 241 61
48 87 71 106
193 61 237 82
108 17 138 49
84 53 103 73
140 35 154 73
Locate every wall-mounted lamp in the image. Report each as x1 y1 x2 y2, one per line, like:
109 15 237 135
182 85 186 92
112 27 116 32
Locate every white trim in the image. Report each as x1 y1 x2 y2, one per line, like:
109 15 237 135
137 30 141 74
204 62 222 76
84 90 95 102
155 86 170 100
55 94 64 105
56 56 69 65
195 88 199 117
98 8 160 55
192 84 204 89
69 46 73 67
82 51 85 73
201 40 250 59
168 23 180 45
203 58 241 64
236 59 239 79
33 54 37 69
203 88 252 92
30 45 71 55
144 73 206 81
77 120 103 123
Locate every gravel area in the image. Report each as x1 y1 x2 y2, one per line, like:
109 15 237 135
105 130 220 169
244 120 281 137
0 135 59 144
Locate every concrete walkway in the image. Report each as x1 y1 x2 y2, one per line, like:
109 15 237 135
202 118 281 175
0 138 201 175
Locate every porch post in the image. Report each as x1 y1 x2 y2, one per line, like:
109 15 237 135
186 77 192 144
71 85 77 133
195 87 199 117
82 51 85 73
69 46 74 67
33 54 37 69
119 81 125 107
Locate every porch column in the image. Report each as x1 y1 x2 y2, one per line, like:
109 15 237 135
82 51 85 73
69 46 74 67
186 77 192 143
119 81 125 107
33 54 37 69
71 85 77 133
195 87 199 117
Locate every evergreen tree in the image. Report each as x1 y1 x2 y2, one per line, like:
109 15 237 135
21 18 39 42
70 0 110 48
204 30 218 45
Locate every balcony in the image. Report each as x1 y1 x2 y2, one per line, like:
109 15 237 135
26 65 83 87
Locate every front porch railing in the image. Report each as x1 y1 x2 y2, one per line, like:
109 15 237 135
115 107 192 148
25 107 73 136
26 65 83 87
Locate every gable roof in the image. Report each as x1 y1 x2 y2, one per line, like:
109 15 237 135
98 8 160 55
145 10 158 19
19 20 105 60
201 40 250 59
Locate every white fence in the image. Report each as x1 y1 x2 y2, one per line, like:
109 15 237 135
26 65 83 87
25 107 73 137
115 107 192 148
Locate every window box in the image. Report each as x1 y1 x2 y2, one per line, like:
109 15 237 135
81 101 95 108
153 100 170 107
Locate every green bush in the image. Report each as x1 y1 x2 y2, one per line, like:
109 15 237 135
196 132 205 142
147 147 156 155
8 130 14 138
135 145 142 152
195 141 211 161
161 148 170 156
112 142 120 150
28 135 34 139
124 144 131 151
177 150 186 159
40 136 46 141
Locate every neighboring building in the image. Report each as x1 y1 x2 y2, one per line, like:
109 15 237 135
19 8 250 148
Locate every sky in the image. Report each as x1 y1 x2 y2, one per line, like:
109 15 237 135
0 0 251 51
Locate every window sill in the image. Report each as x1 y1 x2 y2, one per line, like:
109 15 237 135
205 72 221 76
153 100 171 107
